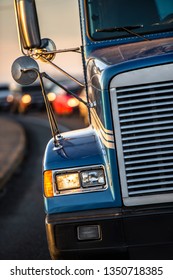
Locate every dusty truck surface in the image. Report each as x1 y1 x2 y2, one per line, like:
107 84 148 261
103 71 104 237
12 0 173 259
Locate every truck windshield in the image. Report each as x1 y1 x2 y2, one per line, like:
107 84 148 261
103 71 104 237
86 0 173 40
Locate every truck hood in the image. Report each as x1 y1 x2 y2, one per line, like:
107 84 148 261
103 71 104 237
90 37 173 66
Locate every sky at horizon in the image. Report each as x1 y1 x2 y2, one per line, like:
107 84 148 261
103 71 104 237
0 0 83 84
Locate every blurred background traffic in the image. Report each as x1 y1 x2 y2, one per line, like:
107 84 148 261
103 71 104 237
0 0 89 125
0 78 89 125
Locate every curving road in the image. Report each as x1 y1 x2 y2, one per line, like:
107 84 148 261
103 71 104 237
0 113 85 260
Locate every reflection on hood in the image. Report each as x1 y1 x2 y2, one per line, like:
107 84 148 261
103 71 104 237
91 38 173 65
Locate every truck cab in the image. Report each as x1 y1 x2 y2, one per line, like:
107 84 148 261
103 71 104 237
12 0 173 259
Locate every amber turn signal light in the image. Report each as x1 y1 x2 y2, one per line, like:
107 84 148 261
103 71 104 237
44 170 53 197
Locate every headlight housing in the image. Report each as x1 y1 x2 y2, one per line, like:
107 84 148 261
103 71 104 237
44 166 107 197
55 166 106 194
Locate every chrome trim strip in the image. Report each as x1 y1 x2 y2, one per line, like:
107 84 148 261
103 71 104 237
91 108 114 137
90 108 115 149
110 64 173 88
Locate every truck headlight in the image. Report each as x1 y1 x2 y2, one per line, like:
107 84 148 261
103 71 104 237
56 172 80 191
81 169 105 188
55 166 106 194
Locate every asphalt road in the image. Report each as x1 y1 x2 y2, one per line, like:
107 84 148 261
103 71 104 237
0 113 86 260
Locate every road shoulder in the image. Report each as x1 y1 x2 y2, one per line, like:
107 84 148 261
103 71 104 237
0 117 26 190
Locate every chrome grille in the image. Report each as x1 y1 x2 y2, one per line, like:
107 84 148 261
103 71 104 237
110 64 173 206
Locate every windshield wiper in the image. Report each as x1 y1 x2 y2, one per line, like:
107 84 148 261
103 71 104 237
96 25 149 41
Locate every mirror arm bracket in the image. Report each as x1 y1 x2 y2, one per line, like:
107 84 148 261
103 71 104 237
41 47 81 54
34 54 85 87
42 72 90 108
21 68 62 148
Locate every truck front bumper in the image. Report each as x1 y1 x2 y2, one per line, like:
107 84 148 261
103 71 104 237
45 204 173 259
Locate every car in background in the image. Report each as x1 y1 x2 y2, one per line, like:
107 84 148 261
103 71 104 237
0 83 12 112
78 88 89 126
12 83 45 114
0 83 20 113
47 81 83 116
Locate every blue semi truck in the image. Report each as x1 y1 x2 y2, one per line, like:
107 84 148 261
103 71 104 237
12 0 173 259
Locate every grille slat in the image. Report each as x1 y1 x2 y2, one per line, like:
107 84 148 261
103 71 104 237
122 126 173 137
129 186 173 196
124 149 173 159
117 81 173 94
121 120 173 130
125 156 173 165
123 138 173 147
127 168 173 177
118 90 173 105
126 162 173 171
119 97 173 111
124 143 173 153
128 182 173 190
120 112 173 123
127 174 173 183
115 76 173 200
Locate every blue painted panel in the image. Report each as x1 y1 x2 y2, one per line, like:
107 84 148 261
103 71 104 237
44 188 119 214
100 52 173 89
43 127 104 170
43 126 122 214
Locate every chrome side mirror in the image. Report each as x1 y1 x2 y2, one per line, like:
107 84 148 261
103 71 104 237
15 0 41 49
11 56 39 85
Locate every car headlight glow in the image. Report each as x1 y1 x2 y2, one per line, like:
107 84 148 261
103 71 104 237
7 94 14 103
47 92 56 102
67 98 79 108
21 94 32 104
